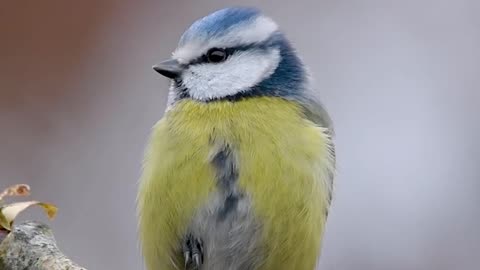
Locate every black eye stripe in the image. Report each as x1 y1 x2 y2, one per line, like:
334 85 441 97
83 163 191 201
187 44 265 66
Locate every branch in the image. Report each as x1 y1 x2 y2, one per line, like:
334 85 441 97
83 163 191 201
0 221 86 270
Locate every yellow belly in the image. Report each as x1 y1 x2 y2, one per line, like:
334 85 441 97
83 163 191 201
137 97 334 270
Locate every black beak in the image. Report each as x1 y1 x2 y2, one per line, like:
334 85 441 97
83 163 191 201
153 59 183 79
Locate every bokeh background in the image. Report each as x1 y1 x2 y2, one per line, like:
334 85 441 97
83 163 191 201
1 1 479 269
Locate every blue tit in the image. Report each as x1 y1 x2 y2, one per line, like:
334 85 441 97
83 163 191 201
137 7 335 270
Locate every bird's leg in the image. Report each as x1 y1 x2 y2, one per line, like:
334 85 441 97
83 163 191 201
182 234 204 270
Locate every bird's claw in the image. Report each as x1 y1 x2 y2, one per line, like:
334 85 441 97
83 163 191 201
183 234 204 270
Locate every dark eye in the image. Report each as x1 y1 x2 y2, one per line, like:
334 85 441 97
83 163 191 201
206 48 227 63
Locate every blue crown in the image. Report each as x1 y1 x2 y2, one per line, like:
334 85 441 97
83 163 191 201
179 7 261 46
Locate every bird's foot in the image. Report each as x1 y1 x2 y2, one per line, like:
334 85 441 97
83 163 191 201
183 234 204 270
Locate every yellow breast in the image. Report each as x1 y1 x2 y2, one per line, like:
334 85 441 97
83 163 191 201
138 97 334 270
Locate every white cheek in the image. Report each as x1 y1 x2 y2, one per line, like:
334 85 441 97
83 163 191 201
182 49 280 101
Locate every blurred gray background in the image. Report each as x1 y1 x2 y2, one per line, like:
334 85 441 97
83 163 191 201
1 0 479 269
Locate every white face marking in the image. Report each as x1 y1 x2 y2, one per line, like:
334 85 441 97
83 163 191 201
181 49 281 101
173 16 278 64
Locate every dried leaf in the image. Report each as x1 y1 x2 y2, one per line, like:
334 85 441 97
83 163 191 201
0 201 57 231
0 184 31 201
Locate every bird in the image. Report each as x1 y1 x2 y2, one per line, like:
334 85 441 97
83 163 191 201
137 7 335 270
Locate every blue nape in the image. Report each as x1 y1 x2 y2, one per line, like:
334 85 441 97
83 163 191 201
256 33 306 98
179 7 261 45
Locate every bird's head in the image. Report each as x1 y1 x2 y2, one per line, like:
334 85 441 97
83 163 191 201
154 7 308 102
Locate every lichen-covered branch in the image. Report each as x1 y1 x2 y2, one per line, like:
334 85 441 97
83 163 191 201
0 221 86 270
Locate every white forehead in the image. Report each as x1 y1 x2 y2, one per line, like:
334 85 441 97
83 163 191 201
172 16 278 64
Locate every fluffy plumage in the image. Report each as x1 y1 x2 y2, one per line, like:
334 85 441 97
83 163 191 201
138 7 335 270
